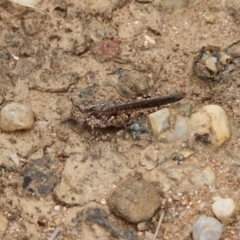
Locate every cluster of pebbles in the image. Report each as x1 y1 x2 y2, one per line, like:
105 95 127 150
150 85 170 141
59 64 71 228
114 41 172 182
193 46 235 82
0 0 239 239
0 95 234 240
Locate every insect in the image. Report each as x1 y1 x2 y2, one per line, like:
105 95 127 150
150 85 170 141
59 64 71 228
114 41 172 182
69 92 186 129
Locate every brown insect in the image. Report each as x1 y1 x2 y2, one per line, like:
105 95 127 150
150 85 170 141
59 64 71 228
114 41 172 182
70 92 186 129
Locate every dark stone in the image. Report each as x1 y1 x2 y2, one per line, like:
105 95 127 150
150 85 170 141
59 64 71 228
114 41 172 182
21 156 59 197
74 207 139 240
22 176 32 189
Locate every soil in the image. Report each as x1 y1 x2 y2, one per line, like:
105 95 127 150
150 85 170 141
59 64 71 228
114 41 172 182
1 0 240 239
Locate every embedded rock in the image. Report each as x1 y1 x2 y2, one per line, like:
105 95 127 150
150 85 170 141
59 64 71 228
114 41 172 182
109 178 161 223
189 105 231 147
147 108 170 136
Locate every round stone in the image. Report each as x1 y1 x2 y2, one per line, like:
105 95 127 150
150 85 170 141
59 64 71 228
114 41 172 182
0 102 34 132
192 215 222 240
108 178 161 223
211 197 240 223
189 105 231 147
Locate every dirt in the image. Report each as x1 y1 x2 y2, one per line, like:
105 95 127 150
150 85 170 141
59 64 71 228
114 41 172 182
1 0 240 239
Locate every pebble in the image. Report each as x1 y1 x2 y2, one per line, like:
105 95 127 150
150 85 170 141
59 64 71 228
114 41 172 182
211 196 240 223
54 205 60 211
191 166 216 187
176 103 191 117
205 12 216 24
158 115 188 142
174 115 188 139
142 146 159 170
91 38 120 62
165 164 196 182
0 102 34 132
220 52 231 65
137 222 151 231
189 105 231 147
10 0 40 10
175 149 194 160
108 178 161 223
147 108 170 136
140 157 157 170
205 57 217 72
192 215 222 240
145 231 154 240
9 153 20 166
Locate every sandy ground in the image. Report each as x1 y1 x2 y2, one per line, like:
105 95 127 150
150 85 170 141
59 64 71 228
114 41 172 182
0 0 240 239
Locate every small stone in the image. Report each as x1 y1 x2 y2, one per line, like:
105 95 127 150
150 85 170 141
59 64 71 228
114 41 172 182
211 197 240 223
10 0 40 9
10 153 20 166
144 35 156 48
192 215 222 240
145 231 154 240
100 198 107 205
54 205 60 211
141 147 158 170
0 102 34 132
109 178 161 223
158 115 188 143
147 108 170 136
140 157 157 170
176 149 194 160
219 52 231 65
176 103 191 117
191 166 216 187
189 105 231 147
165 164 196 182
205 57 217 72
205 12 216 24
137 222 151 231
174 115 188 139
91 38 120 62
21 156 59 196
202 105 231 146
162 222 178 233
201 53 211 62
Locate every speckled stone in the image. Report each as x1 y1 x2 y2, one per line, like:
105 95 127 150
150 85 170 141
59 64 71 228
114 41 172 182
109 178 161 223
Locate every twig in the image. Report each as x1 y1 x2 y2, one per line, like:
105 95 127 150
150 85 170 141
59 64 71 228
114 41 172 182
152 210 165 240
48 227 60 240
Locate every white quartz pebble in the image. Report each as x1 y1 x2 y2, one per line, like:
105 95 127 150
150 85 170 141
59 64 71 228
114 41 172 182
0 102 34 132
192 215 222 240
211 197 240 223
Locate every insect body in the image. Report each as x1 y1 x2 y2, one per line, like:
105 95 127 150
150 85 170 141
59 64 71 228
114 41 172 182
71 92 186 129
